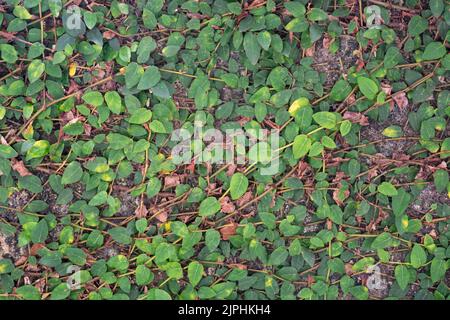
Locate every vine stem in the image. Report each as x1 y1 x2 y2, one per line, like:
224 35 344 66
7 75 113 145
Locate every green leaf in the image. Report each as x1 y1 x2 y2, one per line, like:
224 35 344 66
293 103 313 130
107 254 129 271
392 188 411 216
48 0 62 17
125 63 143 88
312 111 337 129
7 18 27 33
285 2 306 17
249 87 270 104
187 261 204 287
51 283 71 300
243 32 261 65
105 91 122 114
142 9 157 29
230 173 249 200
1 44 18 63
135 218 148 234
146 177 162 198
26 140 50 160
440 137 450 158
65 247 87 266
330 80 352 102
268 247 289 266
136 265 153 285
13 6 32 20
89 191 108 206
119 46 131 63
357 77 378 100
433 169 449 193
149 120 166 133
107 133 133 150
307 8 327 21
0 144 18 158
61 161 83 185
407 16 428 37
257 31 271 51
145 288 172 300
394 265 410 290
18 175 43 193
162 45 180 58
430 258 447 282
422 42 446 61
31 219 48 244
285 17 309 33
321 136 336 149
137 36 157 64
16 285 41 300
349 286 369 300
340 120 352 136
384 47 402 68
88 233 107 253
0 258 14 274
205 229 221 251
410 244 427 268
83 11 97 29
63 121 84 135
371 232 393 250
199 197 221 217
82 91 104 107
352 257 375 272
137 66 161 90
430 0 444 17
128 108 152 124
378 182 398 197
293 134 311 159
307 142 322 157
108 227 132 245
27 59 45 83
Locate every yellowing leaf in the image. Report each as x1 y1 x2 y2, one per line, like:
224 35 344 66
288 97 310 116
69 62 77 77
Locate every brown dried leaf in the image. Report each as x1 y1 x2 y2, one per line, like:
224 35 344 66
296 161 312 180
135 204 148 219
345 263 354 275
333 188 350 207
236 191 252 208
307 274 315 286
332 172 349 206
343 111 369 126
226 164 237 176
305 45 315 57
392 92 408 110
12 159 32 177
84 123 92 136
346 93 356 105
381 82 392 95
14 256 28 267
322 36 334 49
230 263 247 270
0 31 16 42
220 223 237 240
155 210 168 223
30 243 45 256
164 175 181 189
103 30 116 40
220 196 235 214
355 59 365 72
186 13 209 19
